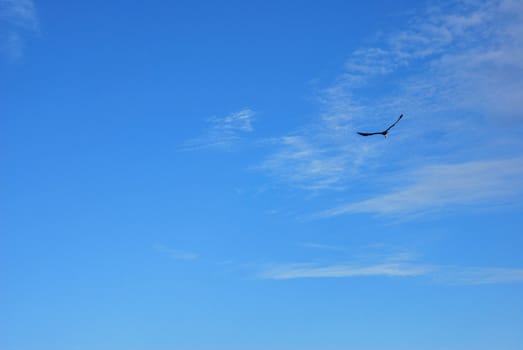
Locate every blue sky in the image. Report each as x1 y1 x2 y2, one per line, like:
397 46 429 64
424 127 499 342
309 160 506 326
2 0 523 349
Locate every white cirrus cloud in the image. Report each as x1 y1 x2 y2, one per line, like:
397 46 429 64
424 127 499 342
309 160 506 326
180 108 255 151
331 0 523 125
258 0 523 192
317 157 523 218
259 262 432 280
257 249 523 285
259 261 523 285
257 135 356 190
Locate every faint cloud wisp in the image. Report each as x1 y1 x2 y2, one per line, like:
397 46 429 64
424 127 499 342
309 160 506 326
434 266 523 285
180 109 255 151
154 244 198 261
0 0 39 61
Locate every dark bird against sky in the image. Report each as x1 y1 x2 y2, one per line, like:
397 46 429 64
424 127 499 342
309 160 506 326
357 114 404 137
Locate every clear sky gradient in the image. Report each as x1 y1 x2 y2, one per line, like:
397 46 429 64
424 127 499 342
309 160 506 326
2 1 523 349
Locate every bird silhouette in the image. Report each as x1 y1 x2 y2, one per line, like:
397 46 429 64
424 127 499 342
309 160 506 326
357 114 404 138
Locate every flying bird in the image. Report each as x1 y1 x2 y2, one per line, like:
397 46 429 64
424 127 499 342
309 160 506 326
357 114 404 138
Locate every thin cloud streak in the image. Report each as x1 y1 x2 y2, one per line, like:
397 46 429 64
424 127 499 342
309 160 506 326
259 262 432 280
259 261 523 285
180 109 255 151
257 245 523 285
154 244 198 261
317 157 523 217
300 242 347 252
435 267 523 285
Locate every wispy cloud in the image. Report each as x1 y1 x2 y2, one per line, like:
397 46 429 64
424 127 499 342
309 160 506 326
154 244 198 261
317 157 523 217
258 250 523 285
259 262 431 280
257 135 360 190
259 248 431 280
337 0 523 120
259 261 523 285
256 94 384 191
180 109 255 151
434 267 523 285
300 242 347 252
0 0 39 61
258 0 523 193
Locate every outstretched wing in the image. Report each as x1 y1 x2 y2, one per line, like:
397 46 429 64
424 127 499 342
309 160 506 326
357 131 382 136
384 114 404 132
